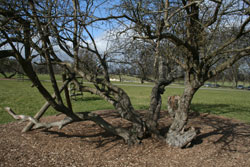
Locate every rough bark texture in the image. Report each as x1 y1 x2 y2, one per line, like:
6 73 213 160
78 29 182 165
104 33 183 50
167 95 180 119
71 75 146 144
62 74 72 111
145 81 167 138
145 40 172 137
166 85 198 148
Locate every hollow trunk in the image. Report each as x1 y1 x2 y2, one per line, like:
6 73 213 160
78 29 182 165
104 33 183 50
166 84 198 148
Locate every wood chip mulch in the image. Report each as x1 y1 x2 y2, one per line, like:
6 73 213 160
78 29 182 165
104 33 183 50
1 110 250 167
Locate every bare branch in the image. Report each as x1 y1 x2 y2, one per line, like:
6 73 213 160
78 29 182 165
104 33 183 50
164 0 170 27
206 16 250 62
5 107 132 142
243 0 250 6
22 77 73 132
204 0 222 27
0 50 15 59
209 50 250 78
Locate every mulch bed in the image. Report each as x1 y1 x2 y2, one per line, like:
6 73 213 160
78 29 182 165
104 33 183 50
1 110 250 167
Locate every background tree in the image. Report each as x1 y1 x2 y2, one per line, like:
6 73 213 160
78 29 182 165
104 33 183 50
109 37 155 83
0 57 21 78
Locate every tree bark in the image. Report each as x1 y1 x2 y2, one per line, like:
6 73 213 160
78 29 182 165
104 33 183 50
6 107 132 143
166 85 198 148
62 74 72 111
145 40 174 137
145 81 167 137
72 76 146 143
0 50 15 59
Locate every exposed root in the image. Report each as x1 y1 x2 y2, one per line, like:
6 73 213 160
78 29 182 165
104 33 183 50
166 127 197 148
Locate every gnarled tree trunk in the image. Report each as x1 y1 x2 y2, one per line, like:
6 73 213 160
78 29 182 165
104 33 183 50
166 84 198 148
72 71 147 144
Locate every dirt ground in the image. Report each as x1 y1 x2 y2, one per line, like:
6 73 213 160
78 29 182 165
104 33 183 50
0 110 250 167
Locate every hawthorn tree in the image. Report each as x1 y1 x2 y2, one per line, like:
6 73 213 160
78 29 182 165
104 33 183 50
1 0 250 148
118 0 250 146
0 0 148 144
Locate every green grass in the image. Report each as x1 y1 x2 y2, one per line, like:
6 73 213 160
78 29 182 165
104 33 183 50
0 80 55 123
37 74 62 81
1 79 250 124
191 89 250 123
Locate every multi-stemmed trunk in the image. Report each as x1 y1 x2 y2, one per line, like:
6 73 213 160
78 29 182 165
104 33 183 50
145 42 174 138
166 77 200 147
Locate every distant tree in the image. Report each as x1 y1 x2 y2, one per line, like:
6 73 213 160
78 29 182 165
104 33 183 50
230 62 241 88
110 38 155 83
0 56 22 78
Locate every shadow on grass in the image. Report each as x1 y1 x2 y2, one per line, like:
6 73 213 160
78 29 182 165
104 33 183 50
190 103 250 153
84 96 103 101
191 103 231 115
191 103 250 117
72 96 103 102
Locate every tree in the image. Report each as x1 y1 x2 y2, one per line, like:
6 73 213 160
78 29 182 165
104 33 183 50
109 37 155 83
118 0 250 147
0 0 148 144
0 57 20 78
1 0 250 149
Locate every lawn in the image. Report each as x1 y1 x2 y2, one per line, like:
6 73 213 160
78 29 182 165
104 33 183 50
1 79 250 124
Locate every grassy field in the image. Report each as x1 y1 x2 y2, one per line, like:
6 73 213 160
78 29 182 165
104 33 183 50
1 78 250 124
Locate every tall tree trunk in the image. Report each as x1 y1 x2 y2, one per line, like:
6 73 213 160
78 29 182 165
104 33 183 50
166 83 198 148
231 64 239 88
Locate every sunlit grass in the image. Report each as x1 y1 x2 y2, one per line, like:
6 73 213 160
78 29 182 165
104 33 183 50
1 78 250 124
191 89 250 123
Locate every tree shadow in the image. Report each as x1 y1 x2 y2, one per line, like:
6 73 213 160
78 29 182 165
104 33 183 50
84 96 103 101
39 105 250 153
191 103 250 117
42 128 122 149
73 96 103 102
191 103 230 115
190 103 250 153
